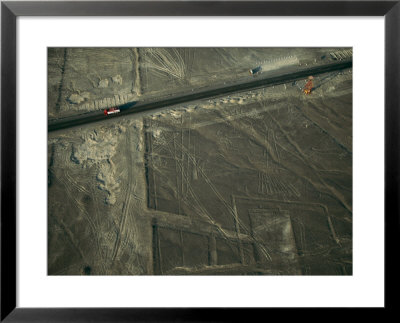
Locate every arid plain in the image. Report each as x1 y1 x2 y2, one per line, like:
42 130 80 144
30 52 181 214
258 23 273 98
48 48 352 275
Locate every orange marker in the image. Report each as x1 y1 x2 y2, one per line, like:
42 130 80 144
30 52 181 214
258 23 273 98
303 76 314 95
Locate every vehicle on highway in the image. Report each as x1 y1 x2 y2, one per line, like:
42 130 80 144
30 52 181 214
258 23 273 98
249 66 262 75
104 107 121 115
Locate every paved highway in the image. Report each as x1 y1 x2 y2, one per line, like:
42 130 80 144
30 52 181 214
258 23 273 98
48 59 352 132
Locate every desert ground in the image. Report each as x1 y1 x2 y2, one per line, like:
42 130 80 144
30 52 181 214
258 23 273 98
48 48 352 275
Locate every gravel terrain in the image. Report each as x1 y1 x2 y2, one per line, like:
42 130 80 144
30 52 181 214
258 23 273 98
48 48 352 275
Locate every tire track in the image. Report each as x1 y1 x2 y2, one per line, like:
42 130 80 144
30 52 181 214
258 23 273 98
55 48 68 112
110 128 133 264
170 137 273 260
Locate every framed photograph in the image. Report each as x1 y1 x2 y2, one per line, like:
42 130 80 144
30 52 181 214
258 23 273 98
1 0 397 321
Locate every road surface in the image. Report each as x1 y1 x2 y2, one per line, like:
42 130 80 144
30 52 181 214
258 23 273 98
48 59 352 132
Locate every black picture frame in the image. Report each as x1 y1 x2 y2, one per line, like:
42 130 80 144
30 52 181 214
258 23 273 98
1 1 398 321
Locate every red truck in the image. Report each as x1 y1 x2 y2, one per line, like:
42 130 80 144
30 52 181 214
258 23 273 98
103 107 121 115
